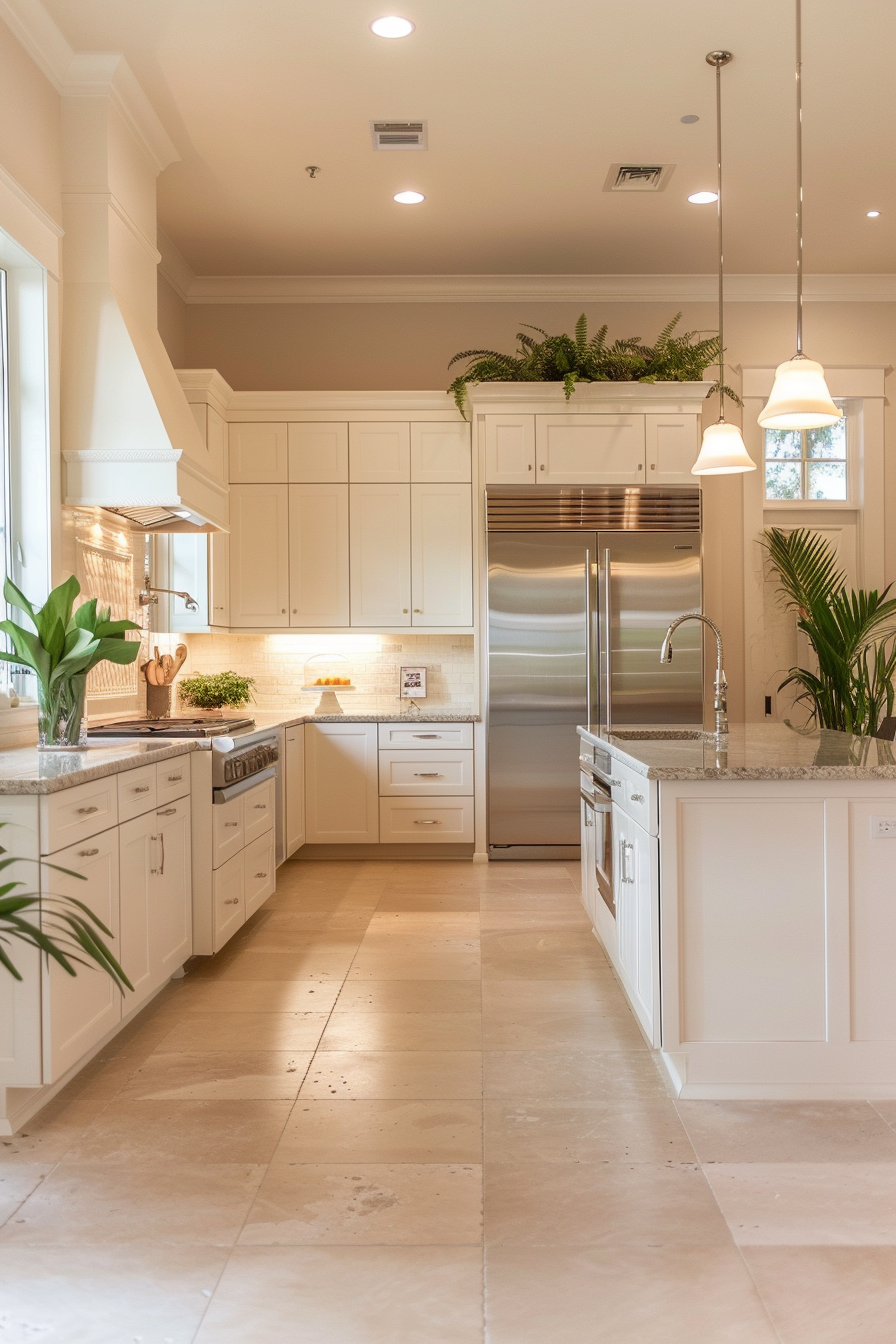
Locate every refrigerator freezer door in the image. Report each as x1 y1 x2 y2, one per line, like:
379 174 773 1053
488 532 596 847
598 532 702 728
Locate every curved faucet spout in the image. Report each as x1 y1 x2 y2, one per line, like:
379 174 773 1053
660 612 728 736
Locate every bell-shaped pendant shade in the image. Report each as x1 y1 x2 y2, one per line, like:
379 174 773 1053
691 420 756 476
758 358 842 430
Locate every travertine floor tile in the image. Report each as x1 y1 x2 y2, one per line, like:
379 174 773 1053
118 1050 313 1100
300 1051 482 1100
319 1011 482 1052
169 979 341 1013
483 1049 666 1103
274 1100 482 1163
0 1162 264 1246
65 1100 293 1166
676 1100 896 1162
205 948 356 981
744 1246 896 1344
0 1101 110 1164
156 1012 329 1053
335 979 482 1014
482 1007 645 1051
348 948 481 980
194 1245 483 1343
366 912 481 935
704 1162 896 1245
484 1101 694 1164
0 1166 50 1226
239 1162 482 1245
481 977 617 1013
376 889 482 912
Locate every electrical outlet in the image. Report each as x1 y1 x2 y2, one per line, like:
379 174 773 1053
871 816 896 839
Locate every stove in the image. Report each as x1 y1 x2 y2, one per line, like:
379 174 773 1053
87 716 256 739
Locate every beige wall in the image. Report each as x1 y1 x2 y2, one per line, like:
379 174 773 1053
0 22 62 224
158 274 187 368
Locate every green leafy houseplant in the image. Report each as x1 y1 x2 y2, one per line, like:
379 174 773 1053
447 312 741 415
762 526 896 737
0 830 131 990
178 670 255 710
0 576 141 748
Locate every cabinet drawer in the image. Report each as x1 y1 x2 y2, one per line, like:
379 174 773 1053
378 749 473 796
244 832 276 917
213 850 245 947
118 765 157 822
379 796 474 843
377 722 473 750
40 778 118 855
156 755 190 806
609 759 657 836
213 795 244 869
243 777 275 844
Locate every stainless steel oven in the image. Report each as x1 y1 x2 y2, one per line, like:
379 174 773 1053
580 757 615 915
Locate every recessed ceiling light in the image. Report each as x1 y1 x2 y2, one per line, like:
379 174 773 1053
867 210 881 218
680 114 700 124
688 191 718 204
393 190 425 204
371 16 414 38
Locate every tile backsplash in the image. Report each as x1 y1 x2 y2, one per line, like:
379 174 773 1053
177 633 476 716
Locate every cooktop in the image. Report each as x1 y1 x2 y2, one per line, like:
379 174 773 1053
87 717 256 739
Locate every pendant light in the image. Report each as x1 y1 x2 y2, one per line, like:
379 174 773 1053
758 0 840 430
692 51 756 476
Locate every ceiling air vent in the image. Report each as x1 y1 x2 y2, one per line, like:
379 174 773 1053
604 163 675 192
371 120 428 151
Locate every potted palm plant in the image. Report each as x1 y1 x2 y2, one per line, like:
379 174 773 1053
763 527 896 736
0 576 141 748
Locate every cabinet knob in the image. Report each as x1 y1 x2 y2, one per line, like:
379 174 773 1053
255 871 268 879
650 464 656 471
528 463 533 471
413 608 422 613
631 793 645 803
281 608 286 613
637 464 643 471
402 608 408 613
78 847 99 857
539 463 545 471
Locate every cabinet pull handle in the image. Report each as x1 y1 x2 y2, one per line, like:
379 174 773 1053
631 793 645 803
158 807 177 816
134 786 151 794
78 847 99 857
620 838 634 883
76 805 99 816
253 803 266 810
150 834 159 874
167 774 183 783
225 821 239 828
414 819 440 826
255 871 267 878
413 608 422 613
539 463 545 471
414 772 442 777
158 832 165 876
413 734 440 739
224 897 240 905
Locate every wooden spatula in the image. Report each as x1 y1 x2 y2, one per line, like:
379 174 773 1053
171 644 188 677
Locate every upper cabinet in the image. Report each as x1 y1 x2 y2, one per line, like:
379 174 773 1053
289 423 349 482
349 423 411 483
229 484 290 627
410 423 471 483
484 411 700 486
485 415 536 483
289 483 350 626
229 423 289 482
350 483 412 626
644 413 701 483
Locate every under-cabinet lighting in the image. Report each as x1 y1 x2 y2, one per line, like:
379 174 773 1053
371 16 414 38
267 635 382 654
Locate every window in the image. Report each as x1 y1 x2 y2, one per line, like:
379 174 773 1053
764 405 847 501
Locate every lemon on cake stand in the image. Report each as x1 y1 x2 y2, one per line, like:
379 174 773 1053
301 655 356 715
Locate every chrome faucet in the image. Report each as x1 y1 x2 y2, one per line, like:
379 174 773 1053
138 580 199 612
660 613 728 737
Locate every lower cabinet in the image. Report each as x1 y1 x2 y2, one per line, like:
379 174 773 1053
209 775 277 950
379 796 474 843
244 831 276 917
305 722 379 843
613 805 660 1047
285 726 306 856
119 797 192 1015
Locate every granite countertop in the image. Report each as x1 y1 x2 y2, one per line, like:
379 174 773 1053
251 711 480 727
578 722 896 781
0 740 201 795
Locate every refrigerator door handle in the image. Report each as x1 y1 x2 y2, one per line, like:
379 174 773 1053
584 549 592 726
604 548 613 735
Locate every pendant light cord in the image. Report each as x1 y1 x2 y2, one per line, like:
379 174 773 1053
795 0 804 356
706 51 732 421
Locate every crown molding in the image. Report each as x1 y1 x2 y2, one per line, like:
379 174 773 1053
176 272 896 305
0 0 72 89
63 54 179 174
158 229 195 301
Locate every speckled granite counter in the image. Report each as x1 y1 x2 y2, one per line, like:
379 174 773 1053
0 740 200 795
249 711 480 728
578 722 896 781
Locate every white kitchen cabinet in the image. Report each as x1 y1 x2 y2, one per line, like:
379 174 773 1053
244 832 276 917
484 414 536 483
0 801 43 1089
118 763 157 823
288 423 349 482
243 776 275 845
289 484 350 626
209 532 230 627
213 850 245 947
645 413 700 484
206 406 228 483
378 722 474 750
305 722 379 844
580 793 598 927
42 828 121 1082
349 483 411 627
213 794 244 868
535 415 646 484
349 423 410 482
410 483 473 627
118 810 155 1008
378 748 474 796
379 796 475 843
119 798 192 1012
167 529 229 633
410 423 471 482
229 483 290 627
40 777 118 856
285 726 306 857
229 422 289 482
613 805 659 1047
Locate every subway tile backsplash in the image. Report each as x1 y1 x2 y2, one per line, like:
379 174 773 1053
178 634 476 716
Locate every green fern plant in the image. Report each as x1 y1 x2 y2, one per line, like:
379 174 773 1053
448 312 741 415
762 526 896 737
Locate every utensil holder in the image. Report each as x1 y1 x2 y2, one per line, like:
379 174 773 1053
146 682 172 719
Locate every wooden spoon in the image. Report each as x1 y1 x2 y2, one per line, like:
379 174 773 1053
144 659 161 686
171 644 188 677
160 654 175 683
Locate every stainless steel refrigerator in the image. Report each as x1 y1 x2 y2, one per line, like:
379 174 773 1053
487 486 703 858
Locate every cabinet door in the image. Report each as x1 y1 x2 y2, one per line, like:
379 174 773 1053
285 727 306 857
614 808 659 1046
410 423 471 483
168 534 210 632
151 798 192 982
484 415 535 483
207 407 228 483
305 723 379 844
213 794 244 869
411 483 473 627
43 828 122 1082
209 531 230 627
229 484 290 627
535 415 645 484
289 484 350 627
243 777 275 845
229 423 288 482
349 423 410 482
349 484 411 626
580 795 597 924
213 850 245 950
289 423 349 482
244 832 276 917
118 810 156 1009
645 413 701 484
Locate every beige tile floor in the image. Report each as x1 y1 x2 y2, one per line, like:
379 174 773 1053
2 858 896 1341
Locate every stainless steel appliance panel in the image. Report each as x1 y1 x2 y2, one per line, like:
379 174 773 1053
598 531 702 728
488 532 596 847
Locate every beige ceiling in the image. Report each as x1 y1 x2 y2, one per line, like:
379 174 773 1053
45 0 896 276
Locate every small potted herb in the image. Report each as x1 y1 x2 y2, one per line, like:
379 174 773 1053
177 670 255 713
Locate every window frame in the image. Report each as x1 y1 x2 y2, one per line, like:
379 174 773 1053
763 399 857 509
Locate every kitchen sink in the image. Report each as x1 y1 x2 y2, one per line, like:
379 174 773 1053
610 728 705 741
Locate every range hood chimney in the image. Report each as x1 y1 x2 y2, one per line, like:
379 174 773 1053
61 56 227 533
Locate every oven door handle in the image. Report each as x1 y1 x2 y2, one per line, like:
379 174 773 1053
213 764 276 804
581 790 612 812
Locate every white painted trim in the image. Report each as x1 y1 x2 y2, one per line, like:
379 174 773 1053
0 0 73 90
0 164 61 277
742 366 887 399
176 368 235 415
227 390 459 417
62 54 179 174
158 230 195 302
177 272 896 305
62 191 160 264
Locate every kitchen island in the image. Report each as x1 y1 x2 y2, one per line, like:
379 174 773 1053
578 722 896 1100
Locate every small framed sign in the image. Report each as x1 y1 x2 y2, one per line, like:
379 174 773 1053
400 666 427 698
